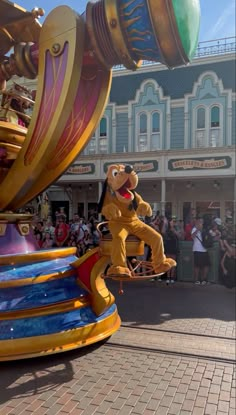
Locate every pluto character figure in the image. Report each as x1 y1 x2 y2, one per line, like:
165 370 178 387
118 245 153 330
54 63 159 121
98 164 176 278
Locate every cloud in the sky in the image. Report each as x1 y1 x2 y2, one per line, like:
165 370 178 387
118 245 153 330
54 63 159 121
205 1 235 39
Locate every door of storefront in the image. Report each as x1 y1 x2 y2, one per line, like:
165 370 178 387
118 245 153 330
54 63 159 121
51 201 69 224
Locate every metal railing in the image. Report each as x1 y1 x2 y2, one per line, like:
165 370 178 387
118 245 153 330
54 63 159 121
195 37 236 57
113 36 236 71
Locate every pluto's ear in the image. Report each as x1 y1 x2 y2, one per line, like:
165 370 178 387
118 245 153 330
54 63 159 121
97 179 108 213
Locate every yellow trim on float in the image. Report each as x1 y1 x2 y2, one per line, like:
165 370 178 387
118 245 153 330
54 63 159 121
0 247 77 266
70 247 115 316
90 255 115 316
0 308 121 361
70 246 99 268
0 297 89 320
0 269 75 288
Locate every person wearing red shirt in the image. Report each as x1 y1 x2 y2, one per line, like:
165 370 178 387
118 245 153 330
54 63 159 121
54 215 70 247
185 217 196 241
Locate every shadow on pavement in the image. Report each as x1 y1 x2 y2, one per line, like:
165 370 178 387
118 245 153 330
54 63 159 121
107 280 236 326
0 342 104 404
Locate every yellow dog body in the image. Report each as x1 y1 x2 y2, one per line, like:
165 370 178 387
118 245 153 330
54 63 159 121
99 164 176 276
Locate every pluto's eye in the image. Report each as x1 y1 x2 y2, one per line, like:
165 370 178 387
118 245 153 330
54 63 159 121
111 168 118 177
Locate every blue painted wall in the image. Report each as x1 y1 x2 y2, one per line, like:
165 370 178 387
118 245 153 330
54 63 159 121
95 58 235 153
111 59 235 104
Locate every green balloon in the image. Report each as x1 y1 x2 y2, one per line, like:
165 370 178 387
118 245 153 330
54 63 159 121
172 0 201 61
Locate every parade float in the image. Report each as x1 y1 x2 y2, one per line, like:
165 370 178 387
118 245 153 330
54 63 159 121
0 0 200 361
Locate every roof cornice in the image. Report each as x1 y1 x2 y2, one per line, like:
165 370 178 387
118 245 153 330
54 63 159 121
112 53 235 78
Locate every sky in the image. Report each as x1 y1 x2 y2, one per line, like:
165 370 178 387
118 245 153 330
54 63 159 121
15 0 235 43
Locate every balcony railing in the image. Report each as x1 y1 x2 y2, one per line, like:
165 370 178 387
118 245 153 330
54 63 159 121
195 37 236 57
113 36 236 71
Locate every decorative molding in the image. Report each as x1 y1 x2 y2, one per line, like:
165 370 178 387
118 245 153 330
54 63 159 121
184 70 232 148
128 79 170 151
116 105 128 113
112 53 235 78
171 99 184 108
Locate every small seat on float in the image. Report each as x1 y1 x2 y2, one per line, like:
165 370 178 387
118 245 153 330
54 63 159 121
97 222 144 257
97 222 163 287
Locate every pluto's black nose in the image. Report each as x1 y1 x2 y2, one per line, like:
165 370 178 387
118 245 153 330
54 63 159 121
125 165 133 174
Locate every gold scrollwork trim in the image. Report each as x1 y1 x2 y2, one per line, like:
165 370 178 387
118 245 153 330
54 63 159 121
86 2 111 69
23 42 38 77
50 42 64 57
0 213 32 222
17 223 30 236
14 43 35 79
104 0 142 70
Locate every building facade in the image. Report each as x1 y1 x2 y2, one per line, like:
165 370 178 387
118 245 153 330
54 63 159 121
18 38 236 223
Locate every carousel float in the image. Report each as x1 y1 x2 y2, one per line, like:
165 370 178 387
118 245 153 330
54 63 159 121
0 0 200 361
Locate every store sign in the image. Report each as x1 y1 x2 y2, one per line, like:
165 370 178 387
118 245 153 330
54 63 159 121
67 163 95 174
104 160 158 173
168 156 231 171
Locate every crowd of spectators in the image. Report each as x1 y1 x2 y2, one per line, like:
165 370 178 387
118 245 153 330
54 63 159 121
33 212 101 256
32 209 235 288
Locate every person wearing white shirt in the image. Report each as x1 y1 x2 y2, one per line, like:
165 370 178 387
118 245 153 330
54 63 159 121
191 218 210 285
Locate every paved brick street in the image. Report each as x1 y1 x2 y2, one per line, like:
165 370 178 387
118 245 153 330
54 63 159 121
0 282 235 415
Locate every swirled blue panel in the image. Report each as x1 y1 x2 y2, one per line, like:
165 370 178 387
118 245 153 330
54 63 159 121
0 255 77 282
0 276 87 312
0 304 117 340
118 0 161 61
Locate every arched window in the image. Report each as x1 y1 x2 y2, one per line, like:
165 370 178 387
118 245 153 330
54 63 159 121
100 117 107 137
195 107 206 148
211 106 220 127
87 133 96 155
151 112 160 150
210 106 220 147
152 112 160 132
138 112 148 151
194 105 222 148
197 107 205 129
84 117 109 154
99 117 108 153
140 112 147 133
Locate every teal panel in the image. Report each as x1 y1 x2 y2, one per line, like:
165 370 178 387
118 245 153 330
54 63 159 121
170 107 184 149
232 101 236 145
116 113 129 153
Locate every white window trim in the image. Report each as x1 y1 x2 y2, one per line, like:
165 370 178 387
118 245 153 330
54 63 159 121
193 103 223 148
128 79 170 152
136 110 162 151
185 71 232 148
151 109 162 150
84 115 109 155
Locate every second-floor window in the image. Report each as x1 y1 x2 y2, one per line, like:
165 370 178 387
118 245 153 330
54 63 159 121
138 112 148 151
151 112 160 150
195 105 222 148
85 117 109 155
210 106 220 147
196 107 206 148
99 117 108 153
137 111 161 152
